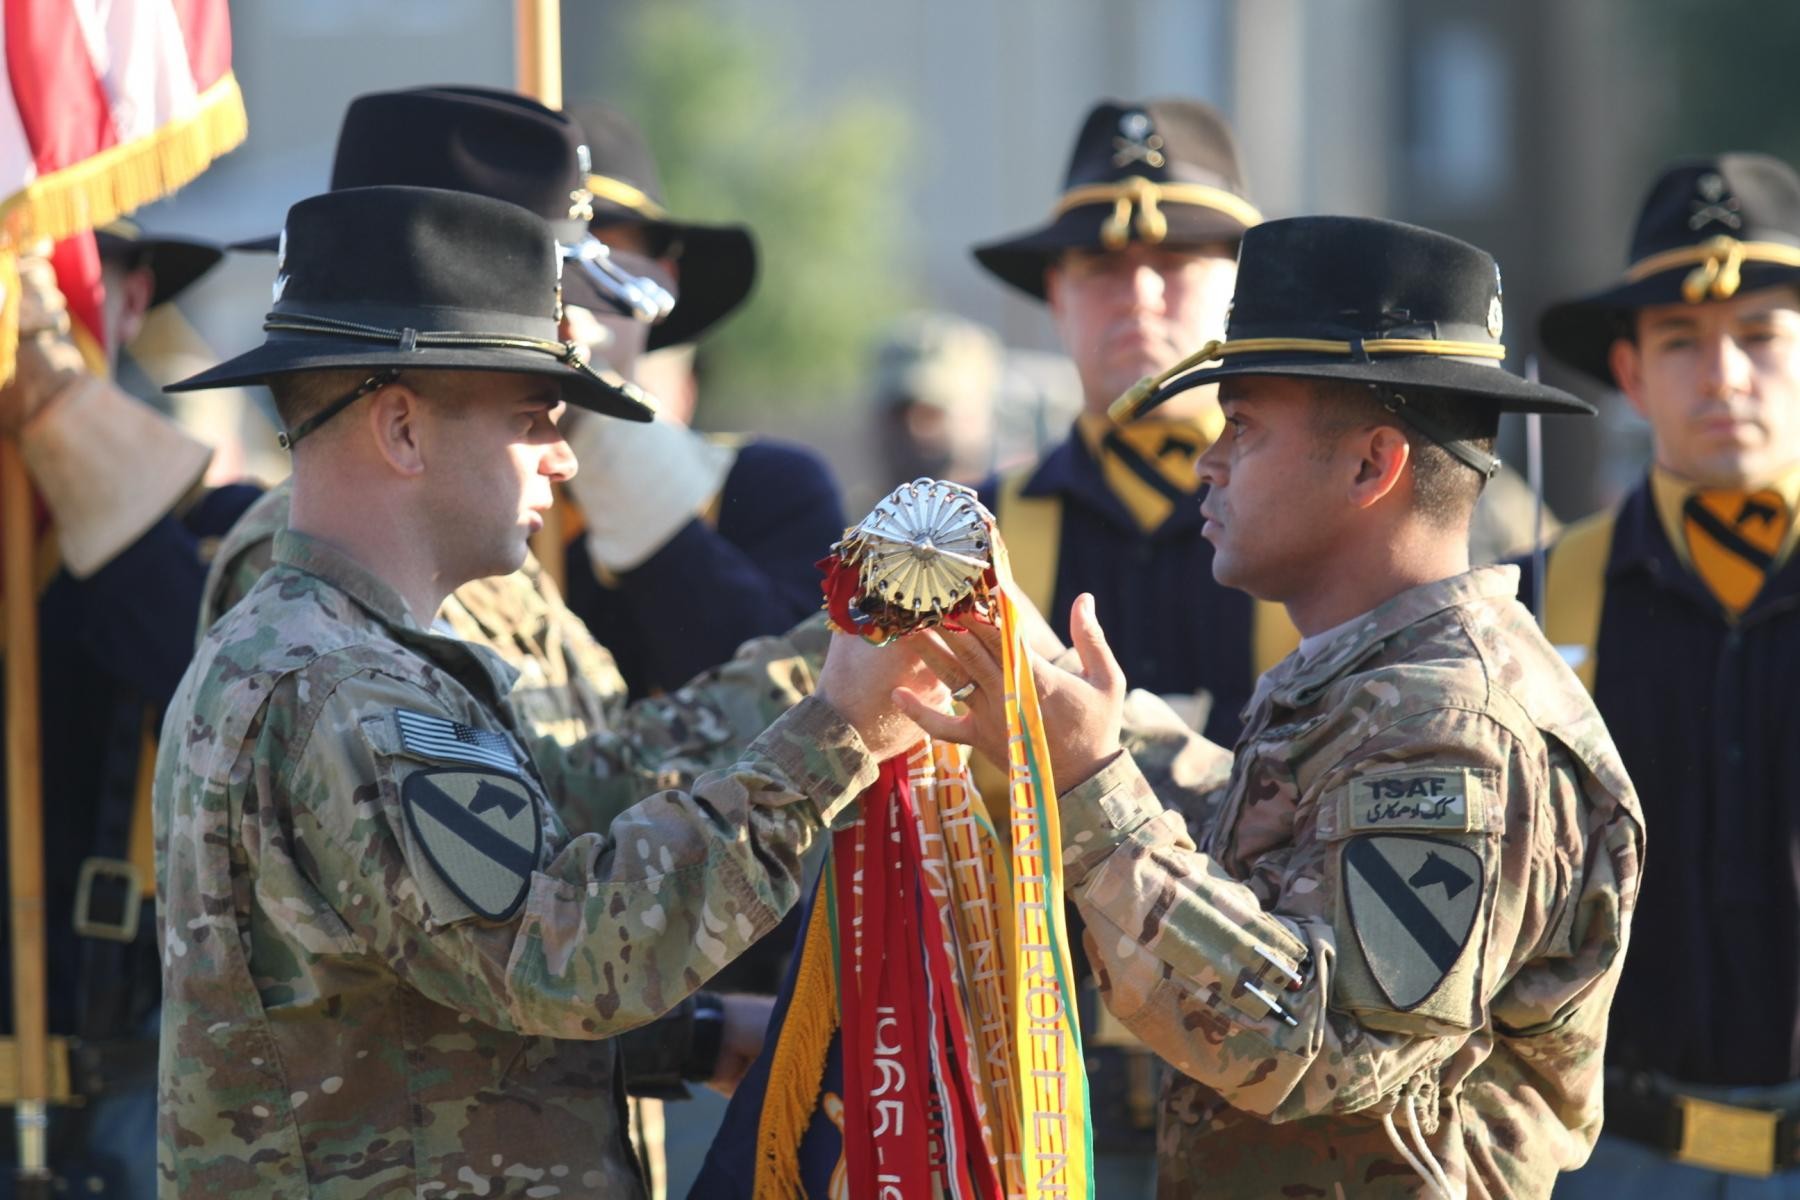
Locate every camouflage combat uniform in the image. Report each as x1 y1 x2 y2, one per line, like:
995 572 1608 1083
153 529 870 1198
1061 566 1645 1198
198 480 829 828
194 480 831 1196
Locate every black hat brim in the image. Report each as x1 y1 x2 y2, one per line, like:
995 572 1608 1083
1540 261 1800 384
163 337 654 422
96 232 223 308
973 203 1252 301
1158 353 1595 416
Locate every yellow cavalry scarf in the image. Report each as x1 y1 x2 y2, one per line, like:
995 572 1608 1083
1076 411 1216 533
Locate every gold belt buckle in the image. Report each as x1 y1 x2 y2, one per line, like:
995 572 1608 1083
1675 1093 1780 1177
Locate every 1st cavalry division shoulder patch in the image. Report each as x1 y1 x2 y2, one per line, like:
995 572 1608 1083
1341 834 1483 1010
402 768 539 922
393 709 539 922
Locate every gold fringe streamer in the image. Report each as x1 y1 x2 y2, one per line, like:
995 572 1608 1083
753 877 842 1199
0 73 248 383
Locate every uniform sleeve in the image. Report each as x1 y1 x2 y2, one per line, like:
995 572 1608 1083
532 613 833 835
1064 707 1573 1123
588 442 846 694
1115 686 1235 829
281 679 875 1040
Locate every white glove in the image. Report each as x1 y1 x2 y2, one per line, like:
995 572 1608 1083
562 415 734 572
6 254 210 576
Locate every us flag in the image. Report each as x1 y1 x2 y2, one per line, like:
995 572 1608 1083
0 0 245 371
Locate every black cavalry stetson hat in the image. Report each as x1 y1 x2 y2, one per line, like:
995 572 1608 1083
166 186 654 423
972 98 1261 301
567 101 757 350
1115 216 1592 423
236 86 623 315
1539 153 1800 384
95 218 222 308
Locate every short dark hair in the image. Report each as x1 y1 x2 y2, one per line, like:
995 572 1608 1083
1305 379 1497 528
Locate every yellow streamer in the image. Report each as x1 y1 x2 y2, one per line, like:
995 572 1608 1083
994 542 1092 1200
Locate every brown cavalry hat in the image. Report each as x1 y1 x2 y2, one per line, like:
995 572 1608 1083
971 98 1260 301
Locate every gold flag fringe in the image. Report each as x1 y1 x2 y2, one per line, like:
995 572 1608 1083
0 72 248 383
753 883 842 1199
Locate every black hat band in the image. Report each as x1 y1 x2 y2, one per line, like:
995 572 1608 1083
1053 176 1262 251
1110 334 1507 423
265 310 615 449
264 311 589 364
586 173 668 220
1622 233 1800 304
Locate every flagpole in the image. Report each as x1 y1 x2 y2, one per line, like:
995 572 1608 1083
3 437 51 1197
515 0 569 593
1525 355 1547 627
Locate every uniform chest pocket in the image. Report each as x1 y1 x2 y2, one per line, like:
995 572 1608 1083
1207 714 1328 866
1318 764 1502 1035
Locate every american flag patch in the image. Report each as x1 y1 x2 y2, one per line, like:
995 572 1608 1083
393 709 519 773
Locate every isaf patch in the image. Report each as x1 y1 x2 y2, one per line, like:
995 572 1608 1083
1341 834 1483 1010
401 768 540 922
1348 766 1480 833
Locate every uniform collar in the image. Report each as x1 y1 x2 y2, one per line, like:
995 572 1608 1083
273 529 420 630
1259 566 1521 711
270 529 524 708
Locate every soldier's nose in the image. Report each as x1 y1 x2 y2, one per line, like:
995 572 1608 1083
545 435 577 482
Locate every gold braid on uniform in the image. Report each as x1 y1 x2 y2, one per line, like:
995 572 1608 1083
1623 234 1800 304
1053 176 1262 251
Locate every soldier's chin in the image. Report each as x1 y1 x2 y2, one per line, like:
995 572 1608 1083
1209 542 1259 595
475 536 531 583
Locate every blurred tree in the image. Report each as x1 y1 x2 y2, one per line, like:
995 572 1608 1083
567 1 915 419
1633 0 1800 163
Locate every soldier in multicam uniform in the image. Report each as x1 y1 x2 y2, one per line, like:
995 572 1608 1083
192 90 823 1195
903 216 1646 1197
151 185 930 1199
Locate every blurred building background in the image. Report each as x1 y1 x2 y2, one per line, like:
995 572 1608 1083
131 0 1800 521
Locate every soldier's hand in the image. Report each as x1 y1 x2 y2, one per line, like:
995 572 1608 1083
706 993 776 1098
896 592 1125 790
0 254 86 438
901 618 1010 770
815 631 945 761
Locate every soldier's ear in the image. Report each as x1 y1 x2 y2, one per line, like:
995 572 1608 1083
1348 423 1411 512
366 380 427 478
